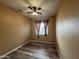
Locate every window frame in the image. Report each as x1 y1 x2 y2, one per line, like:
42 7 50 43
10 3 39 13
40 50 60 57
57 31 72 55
35 22 48 36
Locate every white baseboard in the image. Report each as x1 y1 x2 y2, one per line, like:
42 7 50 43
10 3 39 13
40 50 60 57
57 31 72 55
0 40 32 59
31 40 56 44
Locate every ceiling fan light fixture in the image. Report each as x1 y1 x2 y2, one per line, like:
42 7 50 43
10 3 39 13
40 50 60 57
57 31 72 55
32 12 38 16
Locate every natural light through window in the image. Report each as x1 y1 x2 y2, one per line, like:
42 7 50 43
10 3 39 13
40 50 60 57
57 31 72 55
36 22 48 35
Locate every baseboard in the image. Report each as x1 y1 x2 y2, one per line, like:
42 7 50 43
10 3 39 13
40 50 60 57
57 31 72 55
0 40 32 59
31 40 56 44
0 40 56 59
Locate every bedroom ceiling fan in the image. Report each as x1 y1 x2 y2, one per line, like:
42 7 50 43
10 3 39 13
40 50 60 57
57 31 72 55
27 6 42 16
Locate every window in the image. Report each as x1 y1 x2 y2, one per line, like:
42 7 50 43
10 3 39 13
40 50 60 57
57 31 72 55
36 22 48 35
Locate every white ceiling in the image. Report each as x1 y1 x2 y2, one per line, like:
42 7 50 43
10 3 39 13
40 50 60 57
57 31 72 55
0 0 60 20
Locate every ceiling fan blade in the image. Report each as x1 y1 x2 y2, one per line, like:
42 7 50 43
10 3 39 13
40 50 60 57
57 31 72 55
36 12 42 14
38 7 41 10
33 7 37 12
27 12 33 14
28 6 33 10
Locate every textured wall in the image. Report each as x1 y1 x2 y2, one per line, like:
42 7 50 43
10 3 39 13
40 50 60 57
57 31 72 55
56 0 79 59
0 3 31 55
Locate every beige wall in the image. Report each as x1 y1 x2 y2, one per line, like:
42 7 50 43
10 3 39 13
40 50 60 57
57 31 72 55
32 16 56 43
0 3 31 55
56 0 79 59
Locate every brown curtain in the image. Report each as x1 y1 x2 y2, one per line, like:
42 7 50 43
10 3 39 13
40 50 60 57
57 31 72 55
43 20 49 36
35 21 41 38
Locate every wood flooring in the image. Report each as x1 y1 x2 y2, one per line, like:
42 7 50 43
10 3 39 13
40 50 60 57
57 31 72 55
2 42 59 59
